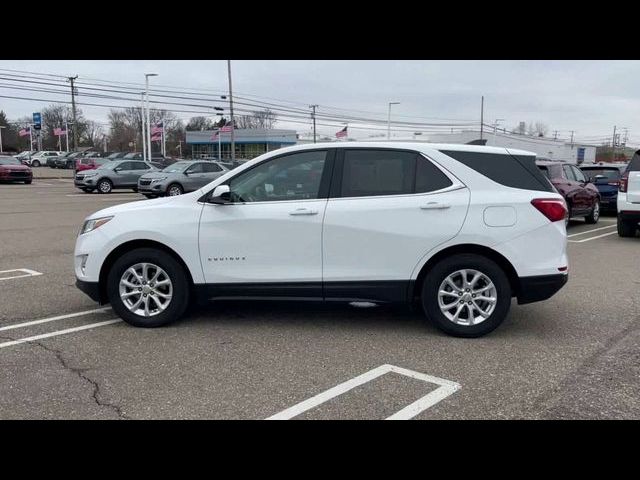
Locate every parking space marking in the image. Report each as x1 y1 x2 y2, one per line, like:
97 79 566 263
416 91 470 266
0 268 44 281
567 224 616 238
266 364 460 420
0 319 122 349
0 307 112 332
568 231 618 243
65 193 141 197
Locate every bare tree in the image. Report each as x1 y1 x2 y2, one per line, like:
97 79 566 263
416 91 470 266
534 122 548 137
235 109 277 129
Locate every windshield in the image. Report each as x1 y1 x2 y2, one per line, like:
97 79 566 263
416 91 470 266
0 157 21 165
162 162 190 173
107 153 122 159
123 153 140 159
95 161 119 171
581 168 620 181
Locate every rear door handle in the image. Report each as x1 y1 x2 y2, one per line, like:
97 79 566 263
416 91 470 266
289 208 318 216
420 202 450 210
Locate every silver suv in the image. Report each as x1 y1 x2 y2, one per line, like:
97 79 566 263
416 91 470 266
75 160 158 193
138 160 228 197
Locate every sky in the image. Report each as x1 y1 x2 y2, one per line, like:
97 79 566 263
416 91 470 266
0 60 638 146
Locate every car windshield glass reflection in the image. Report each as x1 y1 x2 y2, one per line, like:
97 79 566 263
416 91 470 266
0 158 21 165
162 162 190 173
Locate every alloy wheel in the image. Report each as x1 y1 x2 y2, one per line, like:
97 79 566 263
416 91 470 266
118 262 173 317
437 269 497 325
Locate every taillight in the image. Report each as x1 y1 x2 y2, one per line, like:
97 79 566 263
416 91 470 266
619 174 628 192
607 181 619 186
531 198 568 223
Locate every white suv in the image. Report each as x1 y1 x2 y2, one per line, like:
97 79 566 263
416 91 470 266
29 151 62 167
617 150 640 237
74 143 568 337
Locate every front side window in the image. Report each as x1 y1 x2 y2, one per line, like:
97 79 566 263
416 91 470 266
227 150 327 203
186 163 204 174
571 166 586 183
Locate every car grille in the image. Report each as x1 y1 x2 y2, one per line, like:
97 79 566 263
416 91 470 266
75 174 85 181
8 171 30 178
139 179 152 186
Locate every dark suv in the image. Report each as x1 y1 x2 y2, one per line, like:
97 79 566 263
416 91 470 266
579 163 627 213
536 160 600 225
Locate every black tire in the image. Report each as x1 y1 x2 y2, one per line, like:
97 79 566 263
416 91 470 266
106 248 190 328
166 183 183 196
585 200 600 224
31 160 40 167
421 254 512 338
81 188 93 193
97 178 112 194
143 194 157 199
617 215 637 237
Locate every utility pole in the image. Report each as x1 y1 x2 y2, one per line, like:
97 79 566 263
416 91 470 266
140 92 147 160
387 102 400 140
553 130 558 140
0 126 4 153
227 60 235 162
67 76 78 151
612 125 617 162
309 104 318 143
480 96 484 140
570 130 574 148
145 73 158 161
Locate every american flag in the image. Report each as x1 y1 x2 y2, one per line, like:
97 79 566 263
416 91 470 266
336 126 348 138
220 123 233 133
151 122 164 135
19 128 30 137
53 127 67 136
211 130 219 140
151 133 162 142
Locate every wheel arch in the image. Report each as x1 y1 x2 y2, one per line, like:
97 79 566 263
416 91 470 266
98 239 195 304
409 243 520 302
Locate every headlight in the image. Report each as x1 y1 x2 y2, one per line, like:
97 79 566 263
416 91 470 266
84 172 97 177
79 216 113 235
151 177 167 183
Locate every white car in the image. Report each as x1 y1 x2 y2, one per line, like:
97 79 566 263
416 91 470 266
29 151 63 167
74 143 568 337
617 150 640 237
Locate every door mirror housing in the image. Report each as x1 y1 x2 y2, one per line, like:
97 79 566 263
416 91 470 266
208 184 231 204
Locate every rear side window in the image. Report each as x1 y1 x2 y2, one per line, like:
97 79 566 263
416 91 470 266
440 150 554 192
339 150 452 198
581 168 620 181
626 150 640 173
203 162 222 172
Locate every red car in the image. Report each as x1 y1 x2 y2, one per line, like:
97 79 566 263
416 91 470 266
536 160 600 225
75 157 109 172
0 156 32 184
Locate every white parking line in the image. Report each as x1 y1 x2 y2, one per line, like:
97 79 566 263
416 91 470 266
567 224 616 237
0 268 43 281
0 319 122 349
266 364 460 420
0 307 112 332
65 193 141 197
568 231 618 243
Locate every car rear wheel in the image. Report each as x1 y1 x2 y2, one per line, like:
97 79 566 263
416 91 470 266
585 201 600 224
617 216 637 237
421 254 512 337
97 178 112 194
31 160 40 167
106 248 190 328
167 183 183 196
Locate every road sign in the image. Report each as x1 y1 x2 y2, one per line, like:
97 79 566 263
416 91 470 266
32 112 42 130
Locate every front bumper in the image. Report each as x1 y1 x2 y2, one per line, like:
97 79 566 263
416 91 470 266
75 278 102 303
138 181 167 194
517 273 568 305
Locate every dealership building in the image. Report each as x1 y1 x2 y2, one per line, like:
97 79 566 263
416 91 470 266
186 129 297 159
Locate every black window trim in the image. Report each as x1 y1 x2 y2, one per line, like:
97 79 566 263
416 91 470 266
329 147 462 200
199 148 336 204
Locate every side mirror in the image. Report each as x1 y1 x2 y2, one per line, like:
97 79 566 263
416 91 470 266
208 184 231 204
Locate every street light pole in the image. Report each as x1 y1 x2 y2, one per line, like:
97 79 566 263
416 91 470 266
309 104 318 143
387 102 400 140
227 60 235 162
145 73 158 161
140 92 147 161
0 126 5 153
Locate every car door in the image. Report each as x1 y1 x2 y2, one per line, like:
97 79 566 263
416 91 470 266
198 149 333 295
183 162 206 192
322 148 469 302
113 161 138 186
561 164 584 213
571 165 596 212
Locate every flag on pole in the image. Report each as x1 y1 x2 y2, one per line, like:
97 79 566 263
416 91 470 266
336 126 348 138
211 129 219 140
151 133 162 141
151 122 164 135
220 124 233 133
19 127 30 137
53 127 67 136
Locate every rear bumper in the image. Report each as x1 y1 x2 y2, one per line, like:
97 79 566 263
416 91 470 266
517 273 568 305
75 278 102 303
619 210 640 223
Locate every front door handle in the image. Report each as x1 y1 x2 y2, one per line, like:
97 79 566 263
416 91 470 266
420 202 450 210
289 208 318 216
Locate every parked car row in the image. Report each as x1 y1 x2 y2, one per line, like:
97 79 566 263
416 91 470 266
74 159 228 196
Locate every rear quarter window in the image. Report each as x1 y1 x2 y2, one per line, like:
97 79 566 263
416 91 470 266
440 150 554 192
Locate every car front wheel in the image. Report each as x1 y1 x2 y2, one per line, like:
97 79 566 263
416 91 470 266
585 201 600 224
421 254 512 337
167 183 183 196
106 248 190 328
97 179 113 194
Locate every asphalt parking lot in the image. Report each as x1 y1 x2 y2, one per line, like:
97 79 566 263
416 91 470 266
1 175 639 420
